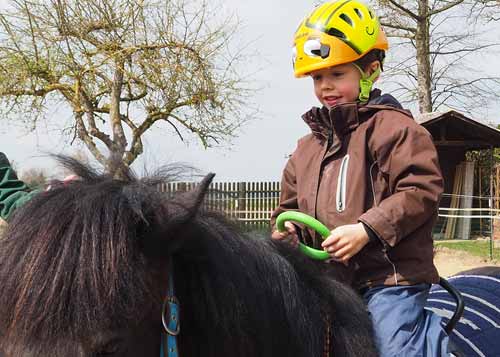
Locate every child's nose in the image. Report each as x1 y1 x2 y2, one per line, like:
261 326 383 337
321 79 334 90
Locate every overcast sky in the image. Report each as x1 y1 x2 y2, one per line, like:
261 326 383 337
1 0 499 181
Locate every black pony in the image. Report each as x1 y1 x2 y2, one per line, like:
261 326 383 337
0 158 377 357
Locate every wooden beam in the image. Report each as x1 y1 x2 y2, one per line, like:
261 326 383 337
434 140 489 148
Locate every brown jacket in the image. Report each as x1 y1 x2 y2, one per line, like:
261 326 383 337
271 99 443 290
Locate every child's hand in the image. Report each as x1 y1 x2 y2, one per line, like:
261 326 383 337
321 223 369 264
271 222 299 248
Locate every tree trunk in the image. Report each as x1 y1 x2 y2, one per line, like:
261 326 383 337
110 58 127 159
415 0 433 113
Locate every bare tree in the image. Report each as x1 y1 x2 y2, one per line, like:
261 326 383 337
473 0 500 21
0 0 253 172
374 0 500 114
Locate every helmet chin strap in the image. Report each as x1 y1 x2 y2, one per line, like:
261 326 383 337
353 63 381 103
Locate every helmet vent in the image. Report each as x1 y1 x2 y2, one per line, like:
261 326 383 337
327 27 346 40
354 8 363 19
339 13 353 26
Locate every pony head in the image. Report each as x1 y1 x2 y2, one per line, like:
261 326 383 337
0 156 212 356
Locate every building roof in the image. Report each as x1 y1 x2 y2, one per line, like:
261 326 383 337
414 110 500 150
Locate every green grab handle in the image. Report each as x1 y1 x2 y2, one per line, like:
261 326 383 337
276 211 331 261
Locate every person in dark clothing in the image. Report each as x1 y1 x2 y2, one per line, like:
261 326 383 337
0 152 40 222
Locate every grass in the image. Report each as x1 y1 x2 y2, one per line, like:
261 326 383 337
434 239 500 261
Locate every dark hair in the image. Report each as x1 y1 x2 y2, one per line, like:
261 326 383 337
355 49 386 71
0 156 172 353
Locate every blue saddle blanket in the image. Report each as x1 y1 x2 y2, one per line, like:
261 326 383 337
425 273 500 357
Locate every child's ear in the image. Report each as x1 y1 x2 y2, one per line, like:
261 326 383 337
368 60 381 81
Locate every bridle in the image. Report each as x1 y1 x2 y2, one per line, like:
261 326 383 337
157 258 332 357
160 260 180 357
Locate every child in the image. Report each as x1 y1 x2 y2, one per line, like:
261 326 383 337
271 1 451 356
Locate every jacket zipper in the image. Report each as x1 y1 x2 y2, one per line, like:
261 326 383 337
369 161 378 207
336 154 349 212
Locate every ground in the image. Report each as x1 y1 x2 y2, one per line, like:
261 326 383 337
434 246 500 277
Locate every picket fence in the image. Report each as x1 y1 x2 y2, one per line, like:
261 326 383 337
159 181 281 230
159 178 500 240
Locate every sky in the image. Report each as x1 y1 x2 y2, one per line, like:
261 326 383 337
0 0 499 181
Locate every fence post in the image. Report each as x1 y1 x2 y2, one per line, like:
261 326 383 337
490 148 494 260
238 182 246 225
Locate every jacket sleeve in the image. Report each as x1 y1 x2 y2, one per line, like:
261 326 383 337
270 154 299 231
358 114 444 247
0 153 40 222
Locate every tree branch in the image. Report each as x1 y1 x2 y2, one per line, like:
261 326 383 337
380 20 417 33
429 0 466 15
387 0 420 21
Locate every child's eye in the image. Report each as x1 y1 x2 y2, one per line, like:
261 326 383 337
312 75 322 81
331 72 344 77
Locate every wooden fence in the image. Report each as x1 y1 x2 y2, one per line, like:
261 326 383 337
159 181 281 230
159 172 500 239
494 165 500 211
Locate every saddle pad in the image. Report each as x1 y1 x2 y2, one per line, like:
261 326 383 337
425 274 500 357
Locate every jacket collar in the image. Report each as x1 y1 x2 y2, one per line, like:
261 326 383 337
302 89 409 141
302 102 360 141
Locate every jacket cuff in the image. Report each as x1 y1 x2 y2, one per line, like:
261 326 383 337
360 222 379 244
358 207 399 247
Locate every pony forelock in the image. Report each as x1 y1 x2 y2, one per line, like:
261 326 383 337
0 157 198 352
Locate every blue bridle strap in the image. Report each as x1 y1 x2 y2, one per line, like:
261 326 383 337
161 261 180 357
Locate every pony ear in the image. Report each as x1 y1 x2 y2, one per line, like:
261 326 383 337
169 173 215 225
138 173 215 258
189 172 215 212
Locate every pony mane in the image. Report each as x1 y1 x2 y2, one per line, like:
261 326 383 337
0 157 192 353
172 212 377 356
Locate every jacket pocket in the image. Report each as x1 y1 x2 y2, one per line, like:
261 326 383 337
336 154 349 212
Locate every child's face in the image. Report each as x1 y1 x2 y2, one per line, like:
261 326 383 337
310 63 361 109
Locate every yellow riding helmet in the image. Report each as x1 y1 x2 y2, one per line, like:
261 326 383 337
292 0 388 77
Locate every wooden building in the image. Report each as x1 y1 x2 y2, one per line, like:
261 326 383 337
415 110 500 239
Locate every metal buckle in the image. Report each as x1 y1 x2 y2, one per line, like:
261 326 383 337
162 295 180 336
